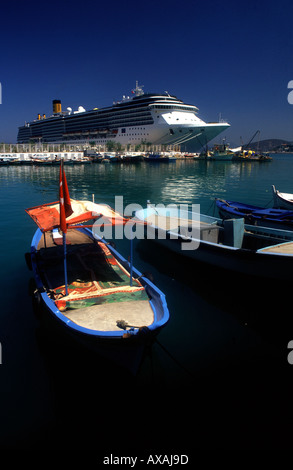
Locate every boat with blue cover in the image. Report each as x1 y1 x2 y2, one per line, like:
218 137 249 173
215 198 293 230
134 204 293 281
25 162 169 373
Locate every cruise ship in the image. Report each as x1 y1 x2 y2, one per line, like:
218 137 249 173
17 82 230 150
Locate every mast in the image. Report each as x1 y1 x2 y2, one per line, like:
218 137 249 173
132 81 144 97
59 159 73 296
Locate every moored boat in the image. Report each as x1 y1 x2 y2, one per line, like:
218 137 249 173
144 153 170 162
215 198 293 230
134 204 293 281
25 162 169 373
272 185 293 210
232 150 272 162
199 143 234 161
17 82 230 151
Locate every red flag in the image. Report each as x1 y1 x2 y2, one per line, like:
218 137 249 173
59 159 73 233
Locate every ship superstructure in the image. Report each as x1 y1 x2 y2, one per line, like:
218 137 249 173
17 82 230 150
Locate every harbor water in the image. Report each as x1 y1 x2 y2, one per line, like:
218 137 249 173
1 154 293 452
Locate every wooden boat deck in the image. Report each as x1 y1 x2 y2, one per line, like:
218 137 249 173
258 241 293 254
144 213 201 230
143 213 222 244
36 229 154 332
63 300 154 331
37 229 95 250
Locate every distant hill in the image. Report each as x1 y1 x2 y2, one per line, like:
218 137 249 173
183 138 293 153
181 139 293 153
243 139 293 152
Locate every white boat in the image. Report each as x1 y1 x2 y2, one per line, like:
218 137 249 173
134 204 293 281
272 185 293 210
17 82 230 152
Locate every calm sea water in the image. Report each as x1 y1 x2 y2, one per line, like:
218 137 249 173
1 154 293 452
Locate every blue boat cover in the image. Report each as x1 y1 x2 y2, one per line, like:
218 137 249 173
215 198 293 223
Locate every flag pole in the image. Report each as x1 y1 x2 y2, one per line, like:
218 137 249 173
130 236 133 286
59 158 73 296
63 232 69 296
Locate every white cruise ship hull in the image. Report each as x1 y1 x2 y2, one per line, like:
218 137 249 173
61 122 230 151
17 83 230 151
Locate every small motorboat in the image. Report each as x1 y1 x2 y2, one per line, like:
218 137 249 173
134 203 293 281
144 153 170 162
199 143 234 161
215 198 293 230
272 185 293 210
232 150 272 162
25 161 169 373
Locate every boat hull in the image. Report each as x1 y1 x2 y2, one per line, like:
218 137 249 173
272 185 293 210
135 207 293 281
17 86 230 151
29 227 169 373
216 198 293 231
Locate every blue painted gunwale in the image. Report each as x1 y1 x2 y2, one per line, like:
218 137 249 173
30 226 169 340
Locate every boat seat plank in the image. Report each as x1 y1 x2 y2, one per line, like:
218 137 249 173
63 300 154 331
144 214 217 231
144 214 198 230
257 241 293 254
37 229 95 250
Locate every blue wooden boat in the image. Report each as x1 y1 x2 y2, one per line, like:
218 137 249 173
144 153 170 162
134 204 293 281
215 198 293 230
25 162 169 373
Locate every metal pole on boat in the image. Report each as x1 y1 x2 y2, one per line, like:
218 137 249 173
59 158 72 297
130 237 133 286
63 233 69 296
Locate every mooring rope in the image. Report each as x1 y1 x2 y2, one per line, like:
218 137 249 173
154 338 195 378
117 320 195 378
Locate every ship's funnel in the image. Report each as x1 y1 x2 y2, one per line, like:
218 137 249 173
53 99 62 114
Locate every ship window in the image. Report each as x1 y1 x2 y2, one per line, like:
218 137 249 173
122 128 126 133
169 129 174 135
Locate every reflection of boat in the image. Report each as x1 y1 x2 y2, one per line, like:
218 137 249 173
272 185 293 210
216 198 293 230
134 204 293 281
25 161 169 373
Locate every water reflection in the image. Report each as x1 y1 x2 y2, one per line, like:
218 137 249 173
1 154 293 449
0 154 292 212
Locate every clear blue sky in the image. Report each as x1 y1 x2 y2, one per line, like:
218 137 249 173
1 0 293 146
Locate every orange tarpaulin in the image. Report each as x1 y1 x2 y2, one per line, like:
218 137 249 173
25 199 128 232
